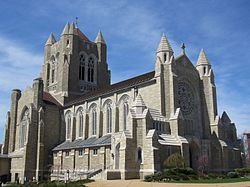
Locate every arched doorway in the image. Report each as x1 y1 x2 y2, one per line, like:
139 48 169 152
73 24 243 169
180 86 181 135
189 141 200 170
115 143 120 169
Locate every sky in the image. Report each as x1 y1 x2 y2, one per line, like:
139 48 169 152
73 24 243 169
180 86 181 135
0 0 250 143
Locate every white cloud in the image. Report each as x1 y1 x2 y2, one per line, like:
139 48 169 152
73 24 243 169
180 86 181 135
0 36 43 92
0 35 43 142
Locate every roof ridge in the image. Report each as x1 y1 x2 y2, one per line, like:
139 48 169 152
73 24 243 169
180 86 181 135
65 71 155 107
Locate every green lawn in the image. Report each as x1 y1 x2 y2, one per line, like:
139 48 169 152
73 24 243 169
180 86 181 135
166 178 250 183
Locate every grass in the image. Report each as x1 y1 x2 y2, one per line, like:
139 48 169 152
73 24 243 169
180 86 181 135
165 178 250 183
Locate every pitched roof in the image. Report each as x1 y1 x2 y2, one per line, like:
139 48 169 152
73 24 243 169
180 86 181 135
43 92 62 107
53 134 111 151
65 71 155 107
75 28 90 42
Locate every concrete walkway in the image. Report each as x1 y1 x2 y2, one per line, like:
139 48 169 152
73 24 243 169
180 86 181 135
86 180 250 187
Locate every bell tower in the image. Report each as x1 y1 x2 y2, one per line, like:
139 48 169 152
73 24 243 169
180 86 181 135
42 22 111 105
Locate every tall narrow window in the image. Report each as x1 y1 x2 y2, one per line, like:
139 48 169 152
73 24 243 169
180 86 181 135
47 64 50 85
79 112 84 138
51 56 56 84
92 109 97 135
79 54 85 81
19 109 29 148
164 53 167 62
66 114 71 140
107 105 112 133
203 67 206 75
123 102 129 130
137 147 142 163
88 57 94 82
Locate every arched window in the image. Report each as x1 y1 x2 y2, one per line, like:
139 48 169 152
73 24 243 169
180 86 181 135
92 109 97 135
88 57 94 82
51 57 56 84
137 147 142 163
66 113 71 140
203 67 206 75
106 104 112 133
47 63 50 85
123 102 129 130
164 53 167 62
78 111 84 138
19 109 29 148
79 54 85 81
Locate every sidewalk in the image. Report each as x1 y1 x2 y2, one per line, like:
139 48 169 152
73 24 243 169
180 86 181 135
86 180 250 187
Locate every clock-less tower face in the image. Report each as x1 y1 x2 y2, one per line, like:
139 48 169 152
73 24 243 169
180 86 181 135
177 82 195 115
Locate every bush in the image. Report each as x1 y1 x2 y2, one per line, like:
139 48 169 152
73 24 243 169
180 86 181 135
188 174 199 180
235 168 250 177
164 153 185 169
227 172 239 178
144 175 154 182
208 173 218 179
4 179 94 187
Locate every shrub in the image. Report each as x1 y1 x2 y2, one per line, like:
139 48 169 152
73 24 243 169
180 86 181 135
188 174 199 180
208 173 218 179
227 172 239 178
164 153 185 169
144 175 154 182
235 168 250 177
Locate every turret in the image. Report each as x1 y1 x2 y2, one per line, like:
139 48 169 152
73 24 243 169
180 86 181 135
196 49 211 77
197 49 218 138
95 31 107 63
32 78 44 109
95 31 110 87
61 22 70 36
8 89 21 152
45 33 56 46
156 34 174 63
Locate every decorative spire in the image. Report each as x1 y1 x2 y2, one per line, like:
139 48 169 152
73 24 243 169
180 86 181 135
75 17 78 28
133 94 146 114
181 43 185 54
45 33 56 46
95 30 106 44
133 94 146 107
61 22 70 36
69 22 75 34
157 33 173 53
197 49 210 65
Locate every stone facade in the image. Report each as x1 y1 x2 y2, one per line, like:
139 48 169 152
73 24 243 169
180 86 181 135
0 22 242 182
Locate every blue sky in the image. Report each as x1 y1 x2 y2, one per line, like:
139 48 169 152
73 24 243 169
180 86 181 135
0 0 250 143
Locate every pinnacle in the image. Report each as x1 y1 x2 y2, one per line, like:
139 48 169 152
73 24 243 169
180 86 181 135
95 31 106 44
45 33 56 46
69 22 76 34
157 33 173 53
133 94 146 107
61 22 70 36
197 49 210 65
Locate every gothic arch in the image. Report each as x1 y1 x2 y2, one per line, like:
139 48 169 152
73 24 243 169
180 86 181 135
102 98 113 109
86 54 97 83
118 94 130 106
88 103 97 112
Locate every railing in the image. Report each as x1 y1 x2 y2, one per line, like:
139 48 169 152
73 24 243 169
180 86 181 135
87 168 103 179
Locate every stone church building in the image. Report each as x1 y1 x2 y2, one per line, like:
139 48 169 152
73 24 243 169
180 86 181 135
0 22 242 182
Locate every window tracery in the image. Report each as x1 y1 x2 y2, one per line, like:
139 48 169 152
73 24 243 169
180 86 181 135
19 109 29 148
88 57 94 82
177 82 194 115
79 54 85 81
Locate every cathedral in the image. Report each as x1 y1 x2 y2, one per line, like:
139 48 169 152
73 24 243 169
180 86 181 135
0 22 242 182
